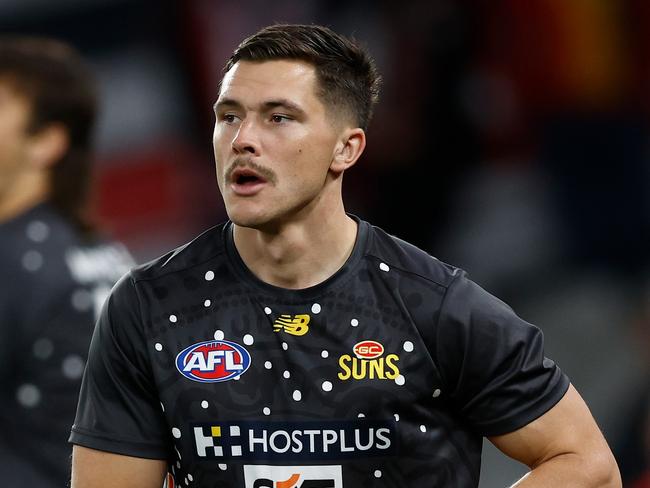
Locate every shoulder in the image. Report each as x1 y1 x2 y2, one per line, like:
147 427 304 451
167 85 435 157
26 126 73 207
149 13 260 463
0 204 132 291
361 220 513 324
130 222 228 284
363 220 462 290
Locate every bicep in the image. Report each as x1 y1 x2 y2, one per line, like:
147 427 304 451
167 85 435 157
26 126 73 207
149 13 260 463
71 445 166 488
488 384 611 468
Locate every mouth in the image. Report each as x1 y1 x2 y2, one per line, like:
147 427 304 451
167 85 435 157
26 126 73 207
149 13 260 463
229 167 268 196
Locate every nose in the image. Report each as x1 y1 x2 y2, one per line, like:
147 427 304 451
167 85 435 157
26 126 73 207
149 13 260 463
231 120 259 155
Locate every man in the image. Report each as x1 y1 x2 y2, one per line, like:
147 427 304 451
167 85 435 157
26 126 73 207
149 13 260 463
70 24 620 487
0 37 133 487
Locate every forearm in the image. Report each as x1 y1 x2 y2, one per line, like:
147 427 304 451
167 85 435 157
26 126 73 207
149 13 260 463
509 452 621 488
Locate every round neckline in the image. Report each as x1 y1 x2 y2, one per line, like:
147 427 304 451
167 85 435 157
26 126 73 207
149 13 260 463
223 215 368 302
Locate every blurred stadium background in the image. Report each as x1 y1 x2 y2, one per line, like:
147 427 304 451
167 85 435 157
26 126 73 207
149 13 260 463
2 0 648 485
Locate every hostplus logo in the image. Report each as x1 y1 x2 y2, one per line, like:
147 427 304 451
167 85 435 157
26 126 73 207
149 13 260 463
192 420 396 461
273 314 310 336
243 465 342 488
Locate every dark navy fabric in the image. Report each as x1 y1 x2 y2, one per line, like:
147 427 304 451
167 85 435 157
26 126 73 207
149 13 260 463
71 218 569 487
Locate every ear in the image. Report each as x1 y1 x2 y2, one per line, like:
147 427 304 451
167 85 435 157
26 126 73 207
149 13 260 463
329 128 366 174
27 123 70 169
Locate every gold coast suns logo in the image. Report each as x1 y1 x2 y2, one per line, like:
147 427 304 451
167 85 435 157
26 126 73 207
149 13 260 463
338 340 400 381
273 314 310 336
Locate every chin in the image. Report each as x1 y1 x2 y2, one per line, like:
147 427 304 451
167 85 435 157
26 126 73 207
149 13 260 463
226 206 272 230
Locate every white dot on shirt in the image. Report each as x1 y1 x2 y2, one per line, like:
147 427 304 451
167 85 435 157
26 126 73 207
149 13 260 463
358 413 365 418
201 400 209 409
321 350 329 358
420 425 427 433
16 384 40 408
264 306 272 315
403 341 414 352
204 270 215 281
432 389 441 398
172 428 182 438
281 342 288 351
263 407 271 416
214 330 225 341
218 464 227 470
22 250 43 272
243 334 254 345
292 390 302 401
374 470 382 478
395 375 405 386
264 361 272 369
379 262 390 272
188 474 194 482
283 370 291 379
26 220 49 242
204 299 211 307
62 355 85 380
350 318 359 327
311 303 321 314
154 343 163 352
169 314 178 323
394 413 400 422
322 381 332 392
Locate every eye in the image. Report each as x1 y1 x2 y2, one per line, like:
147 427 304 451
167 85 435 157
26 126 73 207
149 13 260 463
270 114 291 124
220 113 239 124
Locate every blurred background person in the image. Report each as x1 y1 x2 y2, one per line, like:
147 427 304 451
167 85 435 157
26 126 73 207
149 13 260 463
1 1 648 486
0 37 133 486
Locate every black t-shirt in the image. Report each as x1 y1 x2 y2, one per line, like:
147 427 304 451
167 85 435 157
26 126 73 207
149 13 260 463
0 203 133 487
70 218 569 488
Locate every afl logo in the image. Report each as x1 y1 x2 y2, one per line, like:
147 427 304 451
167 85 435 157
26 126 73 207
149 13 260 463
353 340 384 359
176 340 251 383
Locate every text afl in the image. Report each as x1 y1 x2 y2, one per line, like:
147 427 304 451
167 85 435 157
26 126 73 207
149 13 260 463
176 340 251 383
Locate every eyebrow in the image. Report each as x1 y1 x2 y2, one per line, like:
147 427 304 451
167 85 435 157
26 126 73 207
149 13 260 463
214 97 306 117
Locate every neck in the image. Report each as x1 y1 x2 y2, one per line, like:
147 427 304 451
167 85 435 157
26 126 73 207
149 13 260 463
0 170 49 223
233 203 358 290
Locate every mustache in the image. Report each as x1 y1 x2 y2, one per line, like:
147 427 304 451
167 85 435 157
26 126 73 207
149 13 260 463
225 158 277 185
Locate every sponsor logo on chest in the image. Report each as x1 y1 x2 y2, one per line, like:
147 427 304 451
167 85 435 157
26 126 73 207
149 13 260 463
273 314 311 336
192 420 396 461
243 465 342 488
338 340 400 381
176 340 251 383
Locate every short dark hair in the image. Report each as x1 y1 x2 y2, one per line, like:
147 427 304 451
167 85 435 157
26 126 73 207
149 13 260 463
0 36 97 236
224 24 381 131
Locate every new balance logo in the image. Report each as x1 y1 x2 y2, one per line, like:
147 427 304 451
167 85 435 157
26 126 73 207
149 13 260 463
273 314 310 336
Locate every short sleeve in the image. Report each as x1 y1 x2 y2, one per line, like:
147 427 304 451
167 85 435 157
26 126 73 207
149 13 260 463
69 273 170 459
435 272 570 437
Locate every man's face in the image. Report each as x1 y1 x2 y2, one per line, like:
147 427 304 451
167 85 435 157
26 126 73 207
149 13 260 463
0 80 33 205
213 59 343 230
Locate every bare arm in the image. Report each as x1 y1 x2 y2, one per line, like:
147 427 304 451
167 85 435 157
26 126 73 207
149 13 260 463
71 445 167 488
489 384 621 487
